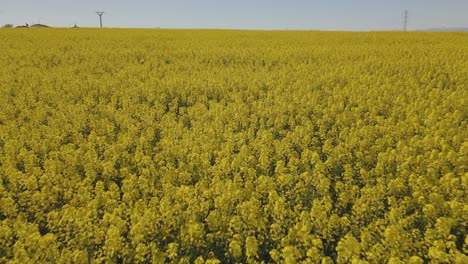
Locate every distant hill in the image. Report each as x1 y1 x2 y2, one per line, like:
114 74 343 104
421 27 468 32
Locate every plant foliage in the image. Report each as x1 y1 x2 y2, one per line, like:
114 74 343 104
0 29 467 263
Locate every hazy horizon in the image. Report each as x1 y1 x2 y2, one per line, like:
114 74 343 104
1 0 468 31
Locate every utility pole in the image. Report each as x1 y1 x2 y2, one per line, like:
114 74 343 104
96 11 104 28
403 10 408 31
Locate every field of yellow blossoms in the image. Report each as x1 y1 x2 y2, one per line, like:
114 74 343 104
0 28 467 263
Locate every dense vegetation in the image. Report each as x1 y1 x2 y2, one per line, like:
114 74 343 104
0 29 467 263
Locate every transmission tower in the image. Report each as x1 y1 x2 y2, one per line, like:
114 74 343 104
403 10 408 31
96 11 105 28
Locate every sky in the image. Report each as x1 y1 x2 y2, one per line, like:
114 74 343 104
1 0 468 30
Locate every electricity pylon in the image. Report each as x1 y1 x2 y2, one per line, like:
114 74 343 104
96 11 104 28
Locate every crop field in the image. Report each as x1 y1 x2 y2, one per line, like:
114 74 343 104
0 29 467 263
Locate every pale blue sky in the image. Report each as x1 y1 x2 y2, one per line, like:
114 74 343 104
1 0 468 30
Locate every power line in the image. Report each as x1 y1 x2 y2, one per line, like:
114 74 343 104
96 11 104 28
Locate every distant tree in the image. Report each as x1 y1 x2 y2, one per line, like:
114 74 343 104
2 24 13 28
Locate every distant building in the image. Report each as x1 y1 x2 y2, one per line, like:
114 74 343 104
30 24 50 28
16 23 50 28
